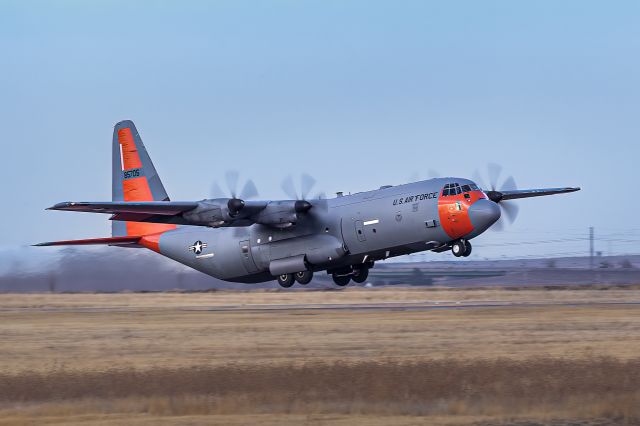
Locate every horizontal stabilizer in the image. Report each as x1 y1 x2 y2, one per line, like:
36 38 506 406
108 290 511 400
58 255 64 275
33 236 141 247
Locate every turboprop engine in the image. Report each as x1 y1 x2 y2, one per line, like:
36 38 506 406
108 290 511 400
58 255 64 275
180 198 245 227
180 199 314 228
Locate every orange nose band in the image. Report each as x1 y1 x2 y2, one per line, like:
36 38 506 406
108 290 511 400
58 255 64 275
438 190 486 239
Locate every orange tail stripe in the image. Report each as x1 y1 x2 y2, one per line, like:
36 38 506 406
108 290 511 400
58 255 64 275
122 177 153 202
117 128 143 170
117 127 176 239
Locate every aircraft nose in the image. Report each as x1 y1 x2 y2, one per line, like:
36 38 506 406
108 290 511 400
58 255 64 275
468 199 501 233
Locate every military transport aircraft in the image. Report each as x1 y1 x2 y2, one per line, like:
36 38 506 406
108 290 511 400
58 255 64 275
36 121 580 287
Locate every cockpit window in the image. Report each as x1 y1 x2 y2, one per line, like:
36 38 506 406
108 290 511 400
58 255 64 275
443 182 482 196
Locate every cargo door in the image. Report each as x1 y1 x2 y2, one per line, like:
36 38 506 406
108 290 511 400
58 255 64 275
341 218 368 255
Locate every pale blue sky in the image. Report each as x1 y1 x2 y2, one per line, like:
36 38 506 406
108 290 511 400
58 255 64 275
2 0 639 263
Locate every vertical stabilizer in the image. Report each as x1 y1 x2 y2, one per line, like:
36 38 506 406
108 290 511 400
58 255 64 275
111 120 175 237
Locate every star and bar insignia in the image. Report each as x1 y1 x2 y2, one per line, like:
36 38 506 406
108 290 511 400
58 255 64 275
188 240 207 255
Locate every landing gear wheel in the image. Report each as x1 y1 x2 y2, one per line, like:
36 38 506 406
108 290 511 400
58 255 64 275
277 273 294 288
294 270 313 285
462 241 472 257
451 240 466 257
351 267 369 284
332 274 351 286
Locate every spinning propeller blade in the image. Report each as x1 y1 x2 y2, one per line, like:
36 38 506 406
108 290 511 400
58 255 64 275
474 164 520 229
211 171 260 201
281 174 328 213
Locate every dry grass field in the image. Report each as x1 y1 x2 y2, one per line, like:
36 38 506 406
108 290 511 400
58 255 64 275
1 286 639 425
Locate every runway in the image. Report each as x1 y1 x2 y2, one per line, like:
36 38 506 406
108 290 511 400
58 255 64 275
2 298 640 313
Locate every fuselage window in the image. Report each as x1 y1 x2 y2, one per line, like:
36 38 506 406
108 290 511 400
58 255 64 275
461 184 471 192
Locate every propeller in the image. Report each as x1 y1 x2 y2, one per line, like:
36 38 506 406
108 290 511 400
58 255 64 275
281 174 327 213
210 171 260 216
473 163 520 230
210 171 259 200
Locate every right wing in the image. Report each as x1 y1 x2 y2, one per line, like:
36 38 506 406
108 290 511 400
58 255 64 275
499 187 580 200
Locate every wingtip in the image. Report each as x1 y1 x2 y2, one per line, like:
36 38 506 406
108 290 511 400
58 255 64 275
47 202 74 211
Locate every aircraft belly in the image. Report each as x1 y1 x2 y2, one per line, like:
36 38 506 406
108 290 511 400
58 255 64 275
157 227 259 281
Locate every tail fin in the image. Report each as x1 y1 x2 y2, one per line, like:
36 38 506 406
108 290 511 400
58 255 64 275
112 120 175 237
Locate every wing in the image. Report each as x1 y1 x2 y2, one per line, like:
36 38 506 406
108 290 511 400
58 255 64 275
45 199 305 228
48 201 202 225
499 187 580 200
48 201 199 215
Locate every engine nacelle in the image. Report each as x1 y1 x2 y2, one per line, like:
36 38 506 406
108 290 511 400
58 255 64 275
181 199 238 227
181 199 312 228
250 201 301 228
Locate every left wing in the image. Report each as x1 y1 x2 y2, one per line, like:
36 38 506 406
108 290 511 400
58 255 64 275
48 201 200 215
46 198 315 228
47 200 204 225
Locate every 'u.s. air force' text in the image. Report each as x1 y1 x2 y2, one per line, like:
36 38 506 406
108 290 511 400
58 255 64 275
393 192 438 205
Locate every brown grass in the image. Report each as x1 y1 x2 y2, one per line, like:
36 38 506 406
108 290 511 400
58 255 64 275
1 288 640 424
1 358 640 422
1 289 640 373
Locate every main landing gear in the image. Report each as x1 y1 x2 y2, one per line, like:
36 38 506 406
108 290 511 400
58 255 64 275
451 240 472 258
332 274 351 286
277 273 295 288
277 270 314 288
331 265 371 287
278 264 372 288
294 270 313 285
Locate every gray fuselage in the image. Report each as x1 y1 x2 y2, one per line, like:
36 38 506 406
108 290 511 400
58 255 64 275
156 178 485 283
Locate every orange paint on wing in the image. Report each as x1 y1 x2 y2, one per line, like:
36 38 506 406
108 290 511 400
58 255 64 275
117 128 142 170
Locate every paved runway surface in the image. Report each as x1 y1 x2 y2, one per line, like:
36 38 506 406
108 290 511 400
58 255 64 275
3 299 640 313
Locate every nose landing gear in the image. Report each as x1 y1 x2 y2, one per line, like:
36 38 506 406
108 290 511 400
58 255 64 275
451 240 472 257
